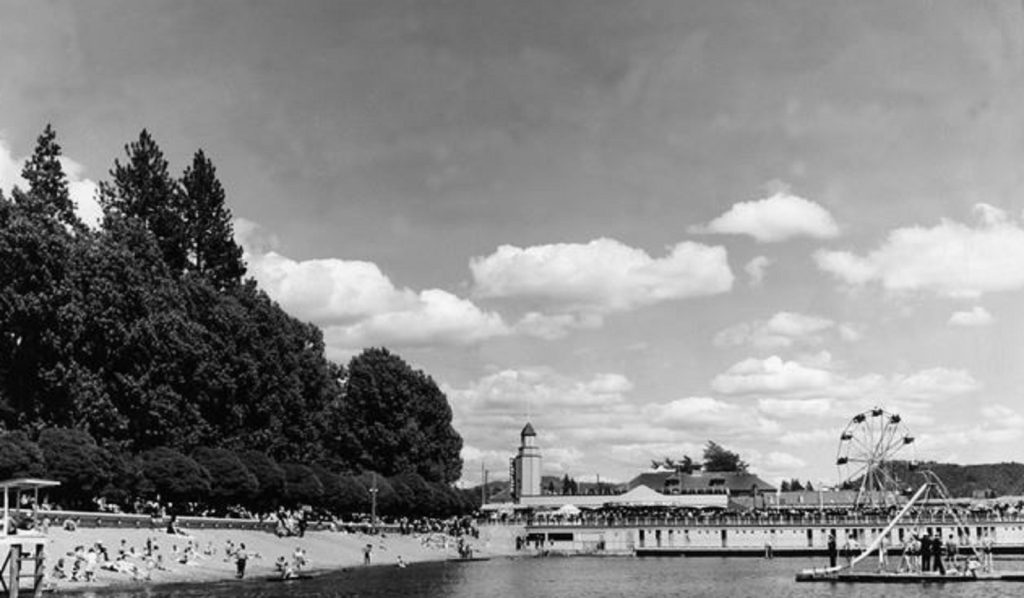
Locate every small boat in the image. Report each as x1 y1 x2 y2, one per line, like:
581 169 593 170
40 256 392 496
266 573 317 583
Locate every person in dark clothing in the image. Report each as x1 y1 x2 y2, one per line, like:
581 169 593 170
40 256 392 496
932 536 945 575
235 543 248 579
827 533 838 568
920 534 932 572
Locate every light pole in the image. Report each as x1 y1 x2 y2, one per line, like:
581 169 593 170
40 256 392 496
369 472 379 532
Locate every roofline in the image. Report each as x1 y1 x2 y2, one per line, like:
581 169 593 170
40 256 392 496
0 478 62 490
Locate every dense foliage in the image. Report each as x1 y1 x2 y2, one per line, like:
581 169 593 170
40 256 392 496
870 461 1024 498
701 441 748 473
0 126 467 517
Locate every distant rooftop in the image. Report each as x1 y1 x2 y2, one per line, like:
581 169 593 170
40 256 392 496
521 422 536 437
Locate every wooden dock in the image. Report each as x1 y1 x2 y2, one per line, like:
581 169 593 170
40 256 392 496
796 571 1024 583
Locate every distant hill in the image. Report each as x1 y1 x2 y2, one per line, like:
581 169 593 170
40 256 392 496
879 461 1024 498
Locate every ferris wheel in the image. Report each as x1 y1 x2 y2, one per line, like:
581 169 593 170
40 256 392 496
835 407 915 508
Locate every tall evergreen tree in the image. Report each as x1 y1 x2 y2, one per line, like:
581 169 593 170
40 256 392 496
100 130 187 272
20 124 82 228
180 150 245 288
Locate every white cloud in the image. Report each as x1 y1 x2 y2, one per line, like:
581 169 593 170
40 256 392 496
948 306 993 327
690 191 840 242
816 204 1024 298
470 238 733 331
757 397 834 418
777 429 833 447
712 355 834 395
61 157 102 228
448 368 781 482
714 312 836 349
744 255 773 286
513 312 599 340
712 354 980 407
0 139 21 190
240 220 509 351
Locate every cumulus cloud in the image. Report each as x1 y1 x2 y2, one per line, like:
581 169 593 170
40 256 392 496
470 238 733 336
240 220 509 351
0 139 20 189
690 191 840 242
712 353 980 405
948 306 993 327
714 312 836 349
744 255 773 286
0 137 102 228
815 204 1024 298
448 367 780 482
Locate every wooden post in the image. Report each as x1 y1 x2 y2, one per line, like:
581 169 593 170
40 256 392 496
32 543 43 598
8 544 20 598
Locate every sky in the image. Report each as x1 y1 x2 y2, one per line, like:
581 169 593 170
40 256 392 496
3 0 1024 488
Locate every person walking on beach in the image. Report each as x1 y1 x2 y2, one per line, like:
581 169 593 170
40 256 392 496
235 543 248 579
363 543 372 565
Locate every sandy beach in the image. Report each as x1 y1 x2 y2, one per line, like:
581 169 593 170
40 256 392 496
40 523 520 592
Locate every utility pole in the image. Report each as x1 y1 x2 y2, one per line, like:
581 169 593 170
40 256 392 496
480 462 486 506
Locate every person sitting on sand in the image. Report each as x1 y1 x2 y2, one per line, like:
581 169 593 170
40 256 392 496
275 556 296 579
51 557 67 580
293 546 307 571
84 547 98 582
397 555 407 568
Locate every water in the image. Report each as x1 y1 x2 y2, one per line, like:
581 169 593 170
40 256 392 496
64 557 1024 598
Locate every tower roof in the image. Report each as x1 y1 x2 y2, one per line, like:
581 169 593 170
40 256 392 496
520 422 536 437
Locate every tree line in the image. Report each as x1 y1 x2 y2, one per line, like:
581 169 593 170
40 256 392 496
650 441 749 474
0 126 466 516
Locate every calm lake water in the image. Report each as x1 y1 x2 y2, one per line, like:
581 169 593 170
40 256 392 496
65 557 1024 598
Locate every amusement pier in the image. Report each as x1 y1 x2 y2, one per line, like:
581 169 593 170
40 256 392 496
484 414 1024 563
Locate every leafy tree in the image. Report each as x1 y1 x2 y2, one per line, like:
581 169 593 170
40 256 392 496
333 474 369 515
389 472 433 516
0 431 46 479
677 455 698 474
357 471 396 516
310 464 343 512
191 447 258 510
0 184 80 431
780 480 790 492
281 463 323 507
138 447 211 505
339 348 463 483
179 150 245 288
239 450 285 512
789 478 805 491
100 130 187 272
37 427 110 509
702 441 748 473
805 481 815 492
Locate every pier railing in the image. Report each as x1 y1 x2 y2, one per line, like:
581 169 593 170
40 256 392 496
520 511 1024 529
